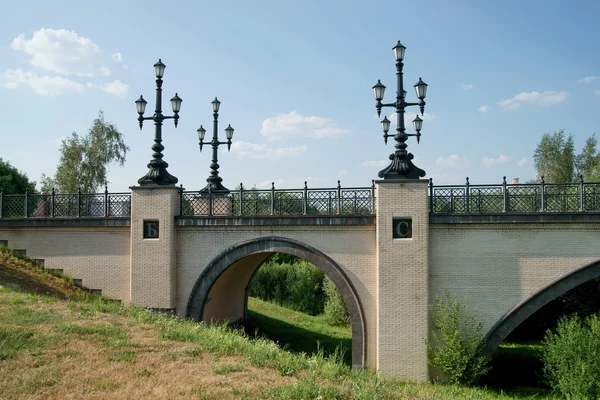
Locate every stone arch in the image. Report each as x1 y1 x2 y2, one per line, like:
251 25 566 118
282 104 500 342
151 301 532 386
483 258 600 357
186 235 367 368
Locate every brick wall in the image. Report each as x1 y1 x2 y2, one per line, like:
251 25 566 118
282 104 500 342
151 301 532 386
0 227 130 299
130 186 179 309
430 223 600 334
376 180 430 381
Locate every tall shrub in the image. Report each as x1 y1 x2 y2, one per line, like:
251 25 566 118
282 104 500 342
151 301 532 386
248 259 325 315
542 315 600 398
427 294 490 386
323 277 349 326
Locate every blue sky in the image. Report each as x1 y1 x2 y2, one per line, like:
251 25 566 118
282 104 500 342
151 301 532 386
1 0 599 192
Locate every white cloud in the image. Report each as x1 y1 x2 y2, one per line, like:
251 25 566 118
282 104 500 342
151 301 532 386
10 28 110 77
360 160 388 168
481 154 509 168
436 155 469 169
497 91 568 109
577 76 600 84
4 69 83 95
112 51 123 63
478 105 489 113
459 82 474 90
517 158 528 167
100 80 129 97
230 141 307 160
261 111 348 140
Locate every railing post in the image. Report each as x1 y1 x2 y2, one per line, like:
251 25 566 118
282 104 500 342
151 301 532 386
477 189 482 213
303 181 308 215
270 182 275 216
502 176 508 212
51 187 55 217
428 178 433 213
24 189 29 218
371 180 376 213
465 177 470 213
541 176 546 211
77 187 81 217
179 184 184 216
0 190 3 218
579 175 584 211
239 183 244 216
208 186 213 216
450 189 454 213
336 180 341 215
104 183 109 217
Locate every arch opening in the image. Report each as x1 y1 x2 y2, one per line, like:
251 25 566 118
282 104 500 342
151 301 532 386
186 236 366 368
480 258 600 388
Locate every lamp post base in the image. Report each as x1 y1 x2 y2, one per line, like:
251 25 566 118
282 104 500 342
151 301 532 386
378 152 426 180
199 179 230 195
138 160 179 186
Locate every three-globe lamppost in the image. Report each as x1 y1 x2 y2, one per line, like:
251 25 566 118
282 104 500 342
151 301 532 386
196 98 235 194
373 41 428 179
135 59 182 185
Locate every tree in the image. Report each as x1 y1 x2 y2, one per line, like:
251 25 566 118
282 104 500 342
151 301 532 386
533 129 575 183
0 158 36 194
42 111 129 193
575 134 600 182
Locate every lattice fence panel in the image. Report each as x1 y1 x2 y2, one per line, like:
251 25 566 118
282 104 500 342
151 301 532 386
544 185 580 212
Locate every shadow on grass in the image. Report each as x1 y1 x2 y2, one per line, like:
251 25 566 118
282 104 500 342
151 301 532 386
480 342 549 393
244 309 352 365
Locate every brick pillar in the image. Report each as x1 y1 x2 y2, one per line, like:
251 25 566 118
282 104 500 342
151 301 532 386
129 185 179 311
376 179 430 381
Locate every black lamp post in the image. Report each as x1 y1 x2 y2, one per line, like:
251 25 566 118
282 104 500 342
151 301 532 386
135 59 182 185
372 40 428 179
197 98 235 194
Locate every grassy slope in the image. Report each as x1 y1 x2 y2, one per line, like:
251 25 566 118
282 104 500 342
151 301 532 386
0 250 558 399
246 297 352 364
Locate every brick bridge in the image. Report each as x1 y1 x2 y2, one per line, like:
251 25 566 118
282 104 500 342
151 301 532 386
1 178 600 381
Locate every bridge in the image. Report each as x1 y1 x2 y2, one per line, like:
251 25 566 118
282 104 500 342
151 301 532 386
1 177 600 382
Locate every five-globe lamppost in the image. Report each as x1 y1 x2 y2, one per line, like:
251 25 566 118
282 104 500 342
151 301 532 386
196 98 235 194
135 59 182 186
373 41 428 179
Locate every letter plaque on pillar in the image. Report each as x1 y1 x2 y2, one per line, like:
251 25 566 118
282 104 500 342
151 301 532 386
392 218 412 239
143 220 159 239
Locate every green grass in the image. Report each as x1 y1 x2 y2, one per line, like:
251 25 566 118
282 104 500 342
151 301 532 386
246 297 352 364
0 252 560 399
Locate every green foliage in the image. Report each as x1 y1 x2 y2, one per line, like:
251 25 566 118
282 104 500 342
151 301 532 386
323 277 349 326
0 158 36 194
428 294 490 386
533 130 600 183
542 315 600 399
42 111 129 193
248 258 325 315
533 129 576 183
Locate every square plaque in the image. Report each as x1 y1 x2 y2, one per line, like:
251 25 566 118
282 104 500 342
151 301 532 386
143 220 159 239
392 218 412 239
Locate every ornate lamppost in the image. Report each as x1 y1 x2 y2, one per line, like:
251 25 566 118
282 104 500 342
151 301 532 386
135 59 182 185
372 40 428 179
196 98 235 193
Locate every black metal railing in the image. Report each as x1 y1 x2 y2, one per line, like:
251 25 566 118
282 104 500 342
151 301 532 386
429 177 600 214
180 181 376 217
0 186 131 218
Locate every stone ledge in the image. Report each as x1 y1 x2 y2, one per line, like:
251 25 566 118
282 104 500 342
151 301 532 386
175 215 376 226
0 218 130 228
430 213 600 224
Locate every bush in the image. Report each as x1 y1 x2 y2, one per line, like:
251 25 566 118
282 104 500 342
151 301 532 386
249 258 325 315
323 277 349 326
427 294 490 386
542 315 600 398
